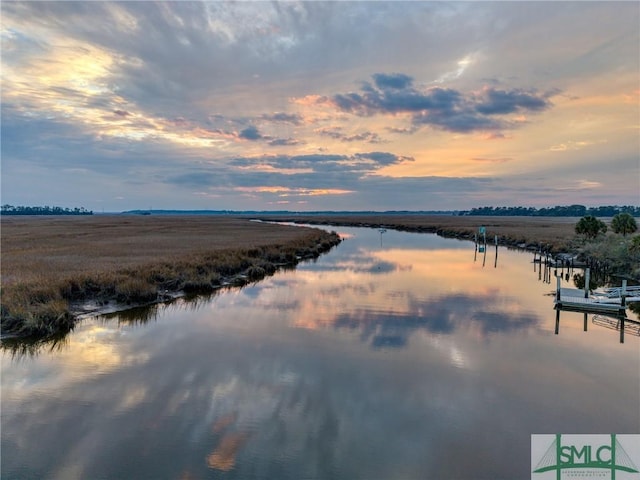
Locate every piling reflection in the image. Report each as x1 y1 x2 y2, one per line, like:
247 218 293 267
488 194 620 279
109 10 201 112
554 308 640 344
473 240 499 268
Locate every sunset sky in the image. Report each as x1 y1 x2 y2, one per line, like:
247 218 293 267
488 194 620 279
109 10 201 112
2 1 638 212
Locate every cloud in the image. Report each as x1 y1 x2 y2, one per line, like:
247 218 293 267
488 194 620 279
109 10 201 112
238 126 262 141
329 73 555 133
1 2 637 211
354 152 412 166
474 88 552 115
238 125 304 146
228 151 411 175
549 140 602 152
332 84 464 116
412 109 503 133
268 138 303 147
471 157 513 164
372 72 413 90
434 54 476 83
554 179 603 191
577 180 602 189
386 126 418 135
234 186 353 197
482 132 509 140
316 127 384 144
346 132 384 143
260 112 303 125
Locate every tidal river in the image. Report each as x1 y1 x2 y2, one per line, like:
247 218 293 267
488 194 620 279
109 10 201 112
2 225 639 479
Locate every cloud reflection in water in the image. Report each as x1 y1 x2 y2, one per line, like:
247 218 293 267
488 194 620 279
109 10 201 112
2 227 638 480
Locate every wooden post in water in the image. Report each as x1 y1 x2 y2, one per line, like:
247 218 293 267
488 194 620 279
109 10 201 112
620 316 625 344
621 279 627 309
556 275 561 303
584 268 590 298
482 243 487 267
583 312 588 332
545 252 552 284
555 309 560 335
473 233 477 262
474 233 478 262
539 264 542 281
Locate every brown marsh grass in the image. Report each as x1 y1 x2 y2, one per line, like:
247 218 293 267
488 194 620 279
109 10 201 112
1 215 340 337
254 214 580 252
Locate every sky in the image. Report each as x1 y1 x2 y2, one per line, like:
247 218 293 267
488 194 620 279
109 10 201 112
1 1 639 212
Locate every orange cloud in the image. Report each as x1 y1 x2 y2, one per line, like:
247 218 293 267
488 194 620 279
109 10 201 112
206 432 250 471
234 186 353 197
471 157 513 164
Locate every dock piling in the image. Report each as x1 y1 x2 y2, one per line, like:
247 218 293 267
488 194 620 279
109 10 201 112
584 268 590 298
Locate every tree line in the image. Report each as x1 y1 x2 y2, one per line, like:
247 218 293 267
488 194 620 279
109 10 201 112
462 205 640 217
1 205 93 216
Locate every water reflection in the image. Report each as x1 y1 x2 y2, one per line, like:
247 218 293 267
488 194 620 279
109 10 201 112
332 292 540 350
1 332 69 359
2 226 638 480
103 303 163 325
554 308 640 344
0 286 248 358
473 241 499 268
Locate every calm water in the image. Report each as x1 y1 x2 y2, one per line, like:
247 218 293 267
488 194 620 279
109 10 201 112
2 226 639 479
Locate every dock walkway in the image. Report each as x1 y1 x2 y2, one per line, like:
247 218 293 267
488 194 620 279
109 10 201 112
553 270 639 315
555 288 628 313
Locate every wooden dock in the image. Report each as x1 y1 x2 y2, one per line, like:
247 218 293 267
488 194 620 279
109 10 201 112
555 288 627 314
554 268 639 315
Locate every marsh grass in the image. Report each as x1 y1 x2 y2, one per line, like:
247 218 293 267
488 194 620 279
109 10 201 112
1 216 341 337
255 214 582 253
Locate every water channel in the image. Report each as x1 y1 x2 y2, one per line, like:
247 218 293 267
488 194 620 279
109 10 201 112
2 225 639 479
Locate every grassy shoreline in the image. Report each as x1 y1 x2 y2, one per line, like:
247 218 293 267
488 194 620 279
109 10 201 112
253 214 579 252
1 216 341 338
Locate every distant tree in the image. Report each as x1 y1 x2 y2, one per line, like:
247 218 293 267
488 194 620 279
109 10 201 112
0 204 92 215
611 212 637 236
575 215 607 239
589 205 618 217
461 205 640 217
